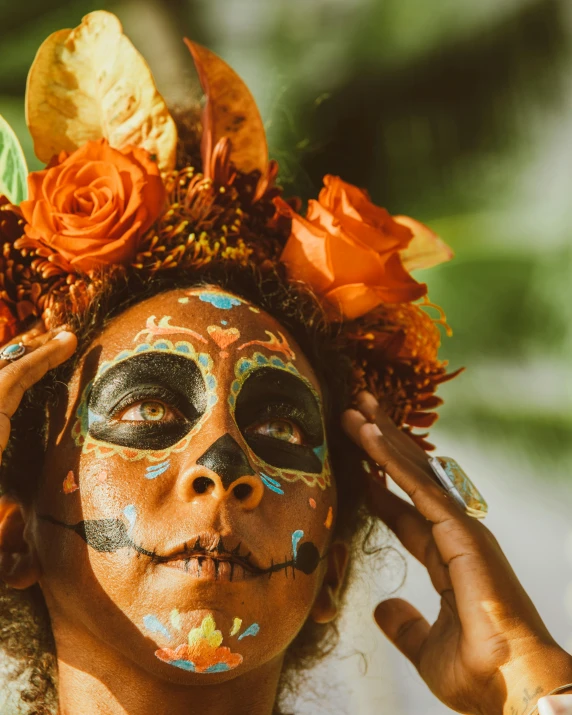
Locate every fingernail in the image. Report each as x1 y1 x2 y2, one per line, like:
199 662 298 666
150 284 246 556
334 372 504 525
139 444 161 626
53 330 74 341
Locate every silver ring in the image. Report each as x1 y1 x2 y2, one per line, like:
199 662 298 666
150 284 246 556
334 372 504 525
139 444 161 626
0 342 26 362
428 456 488 519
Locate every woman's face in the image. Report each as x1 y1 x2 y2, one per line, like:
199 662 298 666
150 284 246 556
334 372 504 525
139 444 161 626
31 287 338 680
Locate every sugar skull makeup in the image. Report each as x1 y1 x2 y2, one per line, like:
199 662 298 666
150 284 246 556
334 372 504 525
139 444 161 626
33 287 338 683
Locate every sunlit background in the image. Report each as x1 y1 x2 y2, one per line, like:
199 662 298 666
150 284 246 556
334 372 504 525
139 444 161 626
1 0 571 712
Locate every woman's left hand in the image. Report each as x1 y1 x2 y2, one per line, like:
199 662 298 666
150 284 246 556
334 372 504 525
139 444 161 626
342 391 572 715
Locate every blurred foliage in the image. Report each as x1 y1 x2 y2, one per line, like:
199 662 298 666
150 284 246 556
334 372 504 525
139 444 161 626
0 0 571 470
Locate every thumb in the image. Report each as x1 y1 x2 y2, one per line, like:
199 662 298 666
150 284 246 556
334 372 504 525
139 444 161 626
374 598 430 669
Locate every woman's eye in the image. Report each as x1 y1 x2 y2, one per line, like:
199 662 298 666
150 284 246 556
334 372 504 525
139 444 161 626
118 400 178 423
250 419 304 445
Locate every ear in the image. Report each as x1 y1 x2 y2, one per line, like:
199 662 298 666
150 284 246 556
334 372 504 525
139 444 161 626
0 495 41 589
310 539 350 624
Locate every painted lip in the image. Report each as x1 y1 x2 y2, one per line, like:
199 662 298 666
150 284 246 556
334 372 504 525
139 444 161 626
156 533 263 576
160 555 258 581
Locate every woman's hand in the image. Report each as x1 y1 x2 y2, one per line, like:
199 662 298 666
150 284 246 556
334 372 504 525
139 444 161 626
342 391 572 715
0 325 77 460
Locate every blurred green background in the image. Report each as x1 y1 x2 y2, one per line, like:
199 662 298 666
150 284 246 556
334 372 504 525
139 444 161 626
0 0 570 472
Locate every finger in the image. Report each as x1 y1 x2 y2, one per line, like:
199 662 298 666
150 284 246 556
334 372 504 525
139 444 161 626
369 478 452 596
341 407 368 449
355 391 435 475
20 321 48 343
359 420 460 525
0 325 70 369
0 331 77 451
374 598 430 670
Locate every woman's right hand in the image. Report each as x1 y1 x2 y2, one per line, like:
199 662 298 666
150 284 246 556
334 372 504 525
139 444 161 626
0 325 77 459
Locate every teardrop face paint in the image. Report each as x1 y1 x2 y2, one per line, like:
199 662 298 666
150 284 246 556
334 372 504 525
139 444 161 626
33 286 337 684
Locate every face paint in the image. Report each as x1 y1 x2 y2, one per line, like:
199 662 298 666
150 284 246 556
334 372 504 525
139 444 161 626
196 434 254 490
206 324 241 357
123 504 137 533
72 340 217 463
309 498 317 509
193 290 243 310
260 473 284 495
62 470 79 494
145 460 170 480
229 353 331 489
324 506 334 529
291 530 304 559
237 622 260 641
41 288 337 687
143 615 171 640
237 330 296 362
39 513 323 576
155 614 245 673
171 609 182 631
133 315 207 344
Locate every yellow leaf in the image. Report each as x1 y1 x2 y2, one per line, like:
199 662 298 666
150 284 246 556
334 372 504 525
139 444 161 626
26 11 177 174
395 215 454 272
185 39 268 178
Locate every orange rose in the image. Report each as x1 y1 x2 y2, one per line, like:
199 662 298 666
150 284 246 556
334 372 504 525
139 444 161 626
278 175 452 320
18 138 165 273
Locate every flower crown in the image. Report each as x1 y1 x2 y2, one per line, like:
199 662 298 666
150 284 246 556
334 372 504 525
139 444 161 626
0 11 459 449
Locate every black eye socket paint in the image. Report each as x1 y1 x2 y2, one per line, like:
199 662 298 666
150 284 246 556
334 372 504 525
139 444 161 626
87 352 207 450
38 514 322 577
234 367 324 474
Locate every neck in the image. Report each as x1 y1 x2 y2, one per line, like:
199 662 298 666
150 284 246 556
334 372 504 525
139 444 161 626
54 625 282 715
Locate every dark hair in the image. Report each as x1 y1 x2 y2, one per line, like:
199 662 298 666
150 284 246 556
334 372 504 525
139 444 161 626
0 261 376 713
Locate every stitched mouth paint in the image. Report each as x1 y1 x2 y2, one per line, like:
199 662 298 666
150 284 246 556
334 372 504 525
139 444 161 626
39 514 323 577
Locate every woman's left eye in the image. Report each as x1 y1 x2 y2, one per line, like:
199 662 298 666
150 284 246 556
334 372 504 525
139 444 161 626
118 400 179 422
250 419 304 444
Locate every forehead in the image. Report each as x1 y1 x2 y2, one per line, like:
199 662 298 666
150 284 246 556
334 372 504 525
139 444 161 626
89 287 320 389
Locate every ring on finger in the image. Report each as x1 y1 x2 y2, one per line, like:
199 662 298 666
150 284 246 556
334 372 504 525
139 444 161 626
0 342 27 362
428 456 488 520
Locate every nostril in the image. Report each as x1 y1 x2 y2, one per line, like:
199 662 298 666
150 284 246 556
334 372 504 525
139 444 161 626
193 476 215 495
233 483 253 501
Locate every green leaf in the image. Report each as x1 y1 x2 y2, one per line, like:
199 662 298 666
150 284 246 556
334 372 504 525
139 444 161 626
0 114 28 204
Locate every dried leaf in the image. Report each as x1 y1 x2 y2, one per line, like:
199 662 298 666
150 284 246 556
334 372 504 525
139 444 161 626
0 115 28 204
185 38 268 179
26 11 177 174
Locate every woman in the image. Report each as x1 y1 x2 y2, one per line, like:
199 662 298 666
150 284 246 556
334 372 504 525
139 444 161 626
0 10 570 715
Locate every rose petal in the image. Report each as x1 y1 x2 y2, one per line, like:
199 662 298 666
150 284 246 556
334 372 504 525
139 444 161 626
395 215 454 271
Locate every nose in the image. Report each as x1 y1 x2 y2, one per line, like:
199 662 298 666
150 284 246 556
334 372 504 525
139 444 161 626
177 434 264 510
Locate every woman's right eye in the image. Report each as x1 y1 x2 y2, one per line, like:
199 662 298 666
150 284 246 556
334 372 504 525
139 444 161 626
117 400 180 423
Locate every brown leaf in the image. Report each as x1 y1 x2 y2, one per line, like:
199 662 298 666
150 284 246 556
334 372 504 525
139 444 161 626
185 39 268 179
26 11 177 174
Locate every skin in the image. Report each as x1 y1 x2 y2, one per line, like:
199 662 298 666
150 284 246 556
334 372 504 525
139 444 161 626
0 287 570 714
